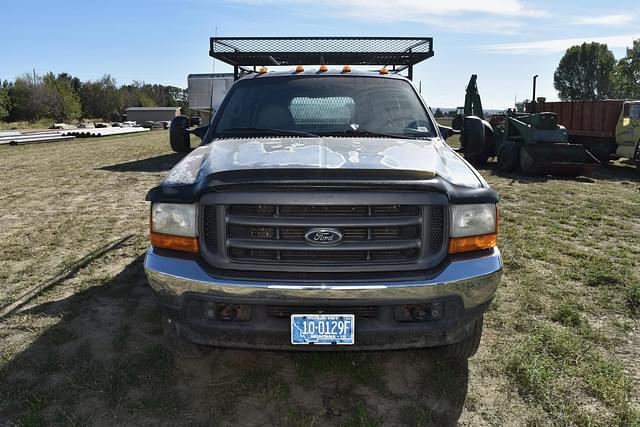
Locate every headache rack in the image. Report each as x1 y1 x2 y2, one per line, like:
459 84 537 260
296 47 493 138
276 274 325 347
210 36 434 81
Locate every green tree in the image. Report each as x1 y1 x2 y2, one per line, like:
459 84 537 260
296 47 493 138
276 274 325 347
42 72 82 121
433 107 443 118
554 42 615 101
0 80 11 121
611 39 640 99
57 72 82 94
2 72 187 123
8 74 48 122
80 75 122 121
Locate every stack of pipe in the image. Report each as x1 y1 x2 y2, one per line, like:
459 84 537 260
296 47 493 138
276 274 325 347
0 131 75 146
62 127 150 137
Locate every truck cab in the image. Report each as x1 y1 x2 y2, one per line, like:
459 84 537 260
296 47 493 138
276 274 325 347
615 101 640 162
145 37 502 358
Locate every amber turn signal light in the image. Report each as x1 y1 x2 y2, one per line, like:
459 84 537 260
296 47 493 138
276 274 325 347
150 231 199 253
448 233 497 254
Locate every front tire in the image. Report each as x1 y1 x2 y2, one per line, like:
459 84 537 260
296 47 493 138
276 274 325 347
497 142 520 172
441 317 484 359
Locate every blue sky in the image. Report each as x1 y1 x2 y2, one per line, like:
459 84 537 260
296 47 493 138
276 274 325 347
1 0 638 109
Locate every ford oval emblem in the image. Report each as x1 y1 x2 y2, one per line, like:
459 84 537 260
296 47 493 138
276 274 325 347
304 228 343 245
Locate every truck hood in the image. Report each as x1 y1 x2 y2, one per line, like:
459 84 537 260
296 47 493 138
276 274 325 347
162 137 483 188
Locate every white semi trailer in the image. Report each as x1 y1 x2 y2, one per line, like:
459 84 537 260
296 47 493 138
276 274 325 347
187 73 235 124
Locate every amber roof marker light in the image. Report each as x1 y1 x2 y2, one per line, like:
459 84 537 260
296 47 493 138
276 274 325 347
342 65 352 73
258 66 268 74
295 65 304 73
319 64 329 72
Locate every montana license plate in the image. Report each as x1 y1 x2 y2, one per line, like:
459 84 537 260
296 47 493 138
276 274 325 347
290 314 355 345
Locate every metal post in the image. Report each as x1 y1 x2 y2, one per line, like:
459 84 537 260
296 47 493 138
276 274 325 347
408 65 413 81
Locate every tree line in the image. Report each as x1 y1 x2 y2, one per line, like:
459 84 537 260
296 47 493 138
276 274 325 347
554 39 640 101
0 72 187 123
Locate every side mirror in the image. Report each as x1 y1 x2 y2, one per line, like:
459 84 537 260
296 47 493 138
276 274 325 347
169 116 191 153
451 115 463 131
460 116 485 156
438 125 457 140
189 116 202 127
192 125 209 140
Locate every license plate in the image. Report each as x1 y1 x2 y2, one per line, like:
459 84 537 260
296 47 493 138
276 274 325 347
290 314 355 345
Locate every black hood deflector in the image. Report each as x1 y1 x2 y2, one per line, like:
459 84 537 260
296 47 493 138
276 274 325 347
146 168 499 204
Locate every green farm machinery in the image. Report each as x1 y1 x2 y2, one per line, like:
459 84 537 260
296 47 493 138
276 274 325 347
452 74 484 128
454 75 599 176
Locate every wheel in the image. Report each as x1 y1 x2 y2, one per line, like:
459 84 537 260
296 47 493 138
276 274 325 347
441 317 484 359
634 142 640 171
497 142 520 172
162 314 209 359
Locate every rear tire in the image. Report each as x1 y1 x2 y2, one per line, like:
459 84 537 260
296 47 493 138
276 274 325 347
441 316 484 359
162 314 209 359
497 142 520 172
634 143 640 171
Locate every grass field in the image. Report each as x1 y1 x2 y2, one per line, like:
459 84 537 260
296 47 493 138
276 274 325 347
0 130 638 426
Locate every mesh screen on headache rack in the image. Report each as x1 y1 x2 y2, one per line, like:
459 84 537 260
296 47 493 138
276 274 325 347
209 37 434 79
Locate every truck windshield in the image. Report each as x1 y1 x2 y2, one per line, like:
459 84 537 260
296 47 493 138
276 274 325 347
210 75 436 139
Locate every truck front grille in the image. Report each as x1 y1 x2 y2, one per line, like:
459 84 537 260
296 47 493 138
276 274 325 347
224 204 423 264
199 192 448 273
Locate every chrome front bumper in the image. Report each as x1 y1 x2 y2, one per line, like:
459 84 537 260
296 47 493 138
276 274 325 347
144 247 503 309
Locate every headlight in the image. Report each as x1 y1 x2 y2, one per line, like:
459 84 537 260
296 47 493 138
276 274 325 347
450 204 497 238
151 203 197 237
448 203 498 254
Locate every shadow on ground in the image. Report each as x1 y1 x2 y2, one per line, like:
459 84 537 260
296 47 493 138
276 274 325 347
475 160 639 184
98 153 186 173
0 255 469 426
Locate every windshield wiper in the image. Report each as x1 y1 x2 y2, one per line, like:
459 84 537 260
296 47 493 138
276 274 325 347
318 129 423 140
217 127 319 138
